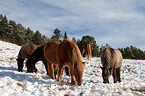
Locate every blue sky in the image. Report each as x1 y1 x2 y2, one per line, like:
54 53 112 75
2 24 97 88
1 0 145 50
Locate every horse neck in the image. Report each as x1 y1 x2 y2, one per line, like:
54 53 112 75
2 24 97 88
72 47 83 63
29 46 44 64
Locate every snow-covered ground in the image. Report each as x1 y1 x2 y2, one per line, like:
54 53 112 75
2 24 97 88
0 40 145 96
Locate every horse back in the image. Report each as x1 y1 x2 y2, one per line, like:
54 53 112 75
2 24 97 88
57 39 74 64
18 42 38 59
101 47 122 68
57 39 83 66
44 41 60 64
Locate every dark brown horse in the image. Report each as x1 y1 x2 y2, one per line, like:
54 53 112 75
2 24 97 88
82 42 93 59
101 47 123 83
44 39 85 85
26 45 47 73
16 42 38 72
26 45 58 76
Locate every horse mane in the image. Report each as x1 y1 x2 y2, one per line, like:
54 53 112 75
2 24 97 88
68 39 84 72
101 47 115 68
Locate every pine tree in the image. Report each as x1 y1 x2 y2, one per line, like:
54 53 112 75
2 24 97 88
72 37 76 42
32 30 43 45
51 28 62 41
64 31 68 39
41 35 48 44
24 27 34 43
0 15 9 40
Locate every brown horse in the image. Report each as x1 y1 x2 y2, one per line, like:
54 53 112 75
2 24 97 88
44 39 85 85
26 45 58 77
82 42 93 59
16 42 38 72
101 47 123 83
26 45 47 73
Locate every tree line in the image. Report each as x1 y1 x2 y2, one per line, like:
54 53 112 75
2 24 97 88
0 14 145 59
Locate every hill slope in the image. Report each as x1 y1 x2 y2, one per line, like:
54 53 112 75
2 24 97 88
0 40 145 96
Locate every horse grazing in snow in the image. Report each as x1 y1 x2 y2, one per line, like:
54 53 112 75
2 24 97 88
26 45 58 77
16 42 38 72
101 47 123 83
44 39 85 85
82 42 93 59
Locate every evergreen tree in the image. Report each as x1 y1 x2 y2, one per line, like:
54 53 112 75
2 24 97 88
64 31 68 39
9 20 24 45
17 23 27 45
41 35 48 44
72 37 76 42
0 15 9 40
51 28 62 41
24 27 34 43
32 30 43 45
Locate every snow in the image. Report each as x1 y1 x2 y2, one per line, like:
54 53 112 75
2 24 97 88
0 40 145 96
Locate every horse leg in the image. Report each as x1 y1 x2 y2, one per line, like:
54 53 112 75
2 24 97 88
20 62 24 72
33 64 38 73
113 68 117 83
90 50 92 59
47 62 55 79
116 67 121 82
70 67 76 85
53 65 58 79
42 60 48 75
65 66 70 76
57 64 63 82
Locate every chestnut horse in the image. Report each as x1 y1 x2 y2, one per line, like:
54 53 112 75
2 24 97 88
26 45 58 76
101 47 123 83
82 42 93 59
44 39 85 85
16 42 38 72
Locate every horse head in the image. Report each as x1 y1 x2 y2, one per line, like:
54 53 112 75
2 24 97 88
74 61 85 86
16 58 24 72
100 66 112 83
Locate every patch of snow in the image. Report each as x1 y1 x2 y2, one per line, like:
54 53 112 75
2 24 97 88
0 40 145 96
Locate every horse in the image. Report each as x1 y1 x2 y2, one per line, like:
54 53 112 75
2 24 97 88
82 42 93 59
16 42 38 72
44 39 85 85
100 47 123 83
26 45 58 76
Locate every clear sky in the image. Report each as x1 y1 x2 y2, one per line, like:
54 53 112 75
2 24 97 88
1 0 145 50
